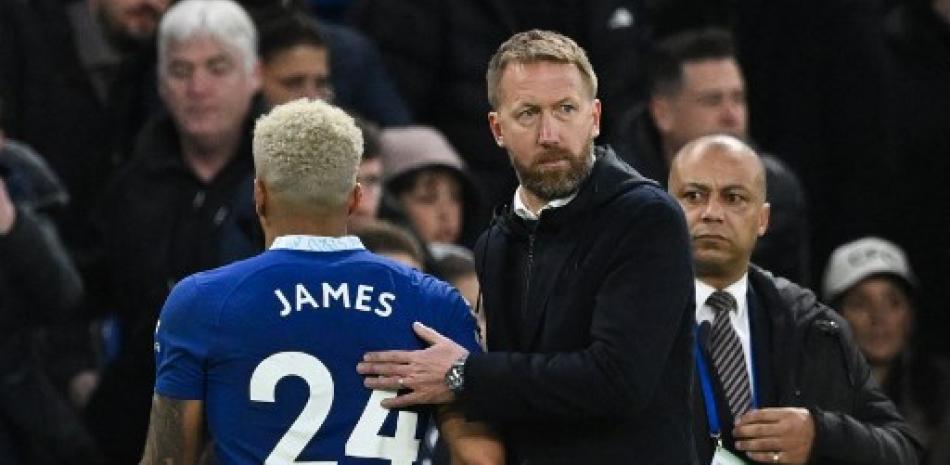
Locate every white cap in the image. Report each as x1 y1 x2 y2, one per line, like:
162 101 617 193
822 237 916 302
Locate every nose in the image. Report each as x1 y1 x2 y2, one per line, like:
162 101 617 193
187 69 212 96
700 196 724 222
538 112 559 146
720 103 740 128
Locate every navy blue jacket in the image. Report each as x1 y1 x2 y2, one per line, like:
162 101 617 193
467 146 698 464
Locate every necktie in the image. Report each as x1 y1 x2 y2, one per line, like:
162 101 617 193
707 290 753 418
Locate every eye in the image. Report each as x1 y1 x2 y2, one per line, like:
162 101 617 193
516 107 539 120
208 58 234 76
726 192 745 204
280 77 306 91
698 94 723 106
558 103 576 113
168 62 192 79
682 190 705 203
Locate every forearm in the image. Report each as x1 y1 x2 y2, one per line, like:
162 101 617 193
438 405 505 465
140 395 203 465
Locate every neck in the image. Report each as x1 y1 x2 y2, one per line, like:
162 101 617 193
871 364 892 387
698 271 744 291
263 213 349 249
518 188 548 216
181 132 241 183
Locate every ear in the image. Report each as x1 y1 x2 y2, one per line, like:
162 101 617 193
254 177 267 222
249 60 263 92
757 202 771 237
347 183 363 216
591 99 602 138
650 97 674 135
488 112 504 147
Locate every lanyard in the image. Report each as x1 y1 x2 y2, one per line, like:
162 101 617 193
694 313 760 438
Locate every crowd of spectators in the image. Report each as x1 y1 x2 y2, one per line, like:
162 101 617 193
0 0 947 462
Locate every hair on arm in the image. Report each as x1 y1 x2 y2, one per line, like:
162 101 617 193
140 395 204 465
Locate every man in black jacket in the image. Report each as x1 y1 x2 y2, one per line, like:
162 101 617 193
82 1 263 463
0 0 167 249
668 134 919 465
358 30 697 464
0 125 100 464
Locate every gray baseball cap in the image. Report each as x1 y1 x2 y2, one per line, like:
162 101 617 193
822 237 916 302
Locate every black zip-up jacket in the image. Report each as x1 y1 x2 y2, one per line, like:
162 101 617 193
692 265 920 464
466 146 698 464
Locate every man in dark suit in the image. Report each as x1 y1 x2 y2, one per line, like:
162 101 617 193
667 134 919 465
357 30 697 464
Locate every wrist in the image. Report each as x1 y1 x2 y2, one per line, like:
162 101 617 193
445 354 468 395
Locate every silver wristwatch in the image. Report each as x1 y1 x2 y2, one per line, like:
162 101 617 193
445 355 468 395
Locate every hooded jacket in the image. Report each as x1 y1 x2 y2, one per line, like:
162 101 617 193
692 265 920 464
466 146 697 464
0 140 99 464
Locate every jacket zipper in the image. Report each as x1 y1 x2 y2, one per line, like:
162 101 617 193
522 231 536 318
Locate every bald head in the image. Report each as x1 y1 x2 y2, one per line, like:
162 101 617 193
668 134 770 288
671 135 766 200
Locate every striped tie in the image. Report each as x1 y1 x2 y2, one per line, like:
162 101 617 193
707 290 753 418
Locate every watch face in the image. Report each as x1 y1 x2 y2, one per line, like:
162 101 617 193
446 361 465 393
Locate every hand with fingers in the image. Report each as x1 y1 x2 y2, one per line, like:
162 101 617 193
357 321 469 409
733 407 815 464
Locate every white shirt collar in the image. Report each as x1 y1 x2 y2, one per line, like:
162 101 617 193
269 235 365 252
695 273 749 323
512 187 579 221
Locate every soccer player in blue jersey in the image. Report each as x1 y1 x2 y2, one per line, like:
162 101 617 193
138 96 503 465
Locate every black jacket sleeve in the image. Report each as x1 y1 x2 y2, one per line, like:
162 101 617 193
809 318 920 465
0 206 83 319
464 193 695 421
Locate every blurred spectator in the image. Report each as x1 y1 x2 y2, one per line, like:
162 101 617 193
0 117 100 464
259 12 333 106
824 237 950 465
607 28 810 285
651 0 897 281
429 243 479 311
884 0 950 357
81 1 263 462
352 219 425 269
350 115 383 227
380 126 482 247
351 0 650 210
242 0 411 126
0 0 169 249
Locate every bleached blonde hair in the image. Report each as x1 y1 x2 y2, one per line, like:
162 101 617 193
253 99 363 210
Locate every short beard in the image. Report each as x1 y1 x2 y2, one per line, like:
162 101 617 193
513 139 594 201
97 8 158 54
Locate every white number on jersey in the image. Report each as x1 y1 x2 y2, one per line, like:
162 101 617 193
250 351 420 465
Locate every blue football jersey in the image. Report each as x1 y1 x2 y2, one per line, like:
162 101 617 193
154 235 481 464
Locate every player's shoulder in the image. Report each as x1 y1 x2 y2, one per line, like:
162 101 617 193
191 253 272 290
352 253 461 304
